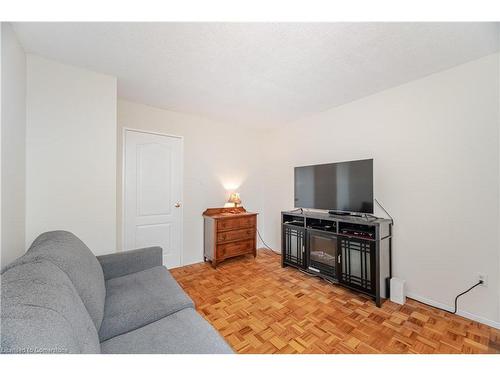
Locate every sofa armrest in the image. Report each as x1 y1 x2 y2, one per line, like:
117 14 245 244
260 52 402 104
97 246 163 280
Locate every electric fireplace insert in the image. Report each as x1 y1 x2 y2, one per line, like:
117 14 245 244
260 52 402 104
307 229 337 278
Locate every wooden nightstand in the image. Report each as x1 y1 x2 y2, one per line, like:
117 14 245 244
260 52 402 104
202 207 257 268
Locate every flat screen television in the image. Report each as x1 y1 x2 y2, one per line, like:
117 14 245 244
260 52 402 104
294 159 373 214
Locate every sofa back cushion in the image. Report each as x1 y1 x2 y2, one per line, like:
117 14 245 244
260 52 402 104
1 260 100 353
6 231 106 330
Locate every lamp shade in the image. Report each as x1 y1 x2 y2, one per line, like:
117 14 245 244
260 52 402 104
227 192 241 206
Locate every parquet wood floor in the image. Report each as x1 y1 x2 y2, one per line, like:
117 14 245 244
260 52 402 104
170 250 500 354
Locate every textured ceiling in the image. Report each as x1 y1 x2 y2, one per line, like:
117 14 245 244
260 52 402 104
12 22 500 128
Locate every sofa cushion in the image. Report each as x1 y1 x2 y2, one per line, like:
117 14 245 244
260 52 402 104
6 231 106 330
101 308 233 354
1 260 100 354
1 305 80 354
98 266 194 341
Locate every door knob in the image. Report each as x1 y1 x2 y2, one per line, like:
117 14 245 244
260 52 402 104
174 202 181 208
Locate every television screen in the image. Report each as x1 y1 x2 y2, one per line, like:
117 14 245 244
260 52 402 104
294 159 373 214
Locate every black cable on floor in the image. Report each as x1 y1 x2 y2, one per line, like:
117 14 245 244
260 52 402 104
412 281 483 315
450 281 483 314
256 228 280 254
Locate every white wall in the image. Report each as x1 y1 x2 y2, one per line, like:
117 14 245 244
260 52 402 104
1 23 26 268
117 99 266 265
261 54 500 327
26 55 117 255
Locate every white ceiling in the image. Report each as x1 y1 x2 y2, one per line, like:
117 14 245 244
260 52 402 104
12 22 500 128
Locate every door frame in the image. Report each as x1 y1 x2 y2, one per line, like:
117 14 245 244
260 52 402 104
122 127 184 266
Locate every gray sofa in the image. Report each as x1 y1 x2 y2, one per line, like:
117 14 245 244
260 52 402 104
0 231 233 354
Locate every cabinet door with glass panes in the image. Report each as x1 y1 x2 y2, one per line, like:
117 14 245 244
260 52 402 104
282 224 306 268
338 236 375 294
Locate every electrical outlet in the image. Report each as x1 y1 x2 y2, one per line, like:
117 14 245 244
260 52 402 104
478 274 488 287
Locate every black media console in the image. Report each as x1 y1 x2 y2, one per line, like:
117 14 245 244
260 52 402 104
281 210 393 307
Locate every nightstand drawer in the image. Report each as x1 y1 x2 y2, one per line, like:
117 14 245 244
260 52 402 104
217 228 255 243
217 216 256 231
217 239 254 258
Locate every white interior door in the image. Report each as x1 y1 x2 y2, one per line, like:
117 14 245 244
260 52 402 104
124 130 183 268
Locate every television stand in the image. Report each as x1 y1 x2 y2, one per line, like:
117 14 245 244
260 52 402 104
281 210 393 307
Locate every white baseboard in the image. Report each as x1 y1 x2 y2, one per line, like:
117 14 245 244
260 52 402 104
406 292 500 329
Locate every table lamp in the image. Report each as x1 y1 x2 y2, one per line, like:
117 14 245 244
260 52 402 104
227 192 241 207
